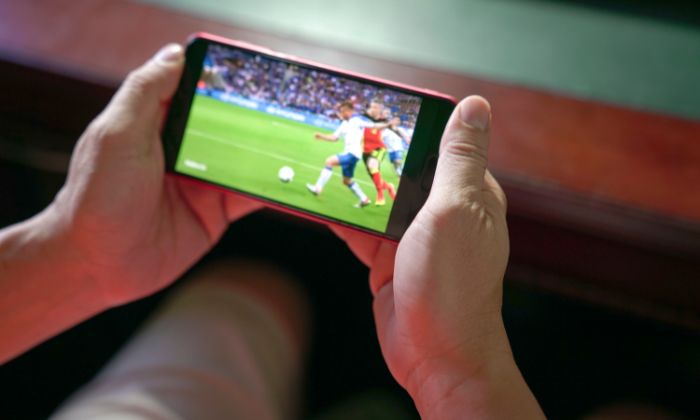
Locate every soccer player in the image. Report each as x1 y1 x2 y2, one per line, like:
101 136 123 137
362 100 396 206
200 53 232 93
381 109 411 176
307 101 377 208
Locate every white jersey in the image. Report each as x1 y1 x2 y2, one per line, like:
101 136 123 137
333 115 374 158
382 128 405 152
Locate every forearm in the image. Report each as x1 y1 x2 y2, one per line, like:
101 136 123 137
373 122 391 130
315 134 337 141
0 209 104 363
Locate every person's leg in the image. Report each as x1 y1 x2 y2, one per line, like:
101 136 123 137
308 155 339 195
389 150 403 176
51 261 309 420
366 149 394 205
340 156 369 207
364 154 385 203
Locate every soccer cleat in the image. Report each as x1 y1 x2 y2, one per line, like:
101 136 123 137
375 198 386 206
306 183 320 196
354 199 371 208
385 183 397 201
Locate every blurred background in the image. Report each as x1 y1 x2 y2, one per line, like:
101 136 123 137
1 1 699 418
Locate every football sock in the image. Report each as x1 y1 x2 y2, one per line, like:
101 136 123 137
371 172 385 201
386 182 396 200
315 166 333 190
348 182 368 202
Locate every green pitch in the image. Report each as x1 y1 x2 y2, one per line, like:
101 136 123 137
176 94 401 232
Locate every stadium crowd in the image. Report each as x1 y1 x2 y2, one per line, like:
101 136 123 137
204 46 420 128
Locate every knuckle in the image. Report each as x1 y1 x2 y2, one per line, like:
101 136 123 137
485 188 507 213
124 68 157 97
432 182 482 207
83 117 103 138
499 189 508 210
484 171 508 210
442 134 489 168
85 115 124 147
452 186 484 206
423 185 508 238
426 188 485 225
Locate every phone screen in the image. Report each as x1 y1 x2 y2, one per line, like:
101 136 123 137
170 40 447 237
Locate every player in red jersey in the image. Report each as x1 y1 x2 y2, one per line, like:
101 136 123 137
362 100 397 206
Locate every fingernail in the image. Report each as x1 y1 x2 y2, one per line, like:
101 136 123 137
459 96 491 131
155 43 183 63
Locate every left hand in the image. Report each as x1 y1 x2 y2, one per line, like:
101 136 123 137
47 44 260 306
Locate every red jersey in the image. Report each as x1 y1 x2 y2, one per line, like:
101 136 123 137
363 127 386 153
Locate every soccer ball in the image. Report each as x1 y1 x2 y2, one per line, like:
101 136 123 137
278 166 294 183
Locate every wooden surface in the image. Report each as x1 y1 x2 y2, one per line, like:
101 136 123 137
0 0 698 324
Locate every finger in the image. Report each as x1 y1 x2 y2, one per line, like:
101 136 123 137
372 284 395 365
328 225 381 268
368 241 397 295
431 96 492 200
173 177 262 242
484 169 507 210
329 225 397 295
224 194 263 222
102 44 185 137
174 177 229 243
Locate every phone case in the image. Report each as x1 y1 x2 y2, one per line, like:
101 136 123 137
168 32 457 242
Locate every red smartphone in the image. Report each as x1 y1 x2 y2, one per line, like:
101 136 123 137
162 33 456 241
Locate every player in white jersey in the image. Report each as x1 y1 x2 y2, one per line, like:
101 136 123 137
381 109 411 176
307 101 391 207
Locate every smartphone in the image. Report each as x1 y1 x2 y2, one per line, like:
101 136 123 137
163 33 455 241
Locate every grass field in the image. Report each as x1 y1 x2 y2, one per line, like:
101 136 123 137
176 94 401 232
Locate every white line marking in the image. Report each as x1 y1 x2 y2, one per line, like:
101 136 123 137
187 129 374 187
184 159 207 171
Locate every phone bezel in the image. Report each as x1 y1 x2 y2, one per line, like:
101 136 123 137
162 32 456 241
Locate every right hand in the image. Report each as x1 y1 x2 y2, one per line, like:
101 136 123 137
333 96 543 418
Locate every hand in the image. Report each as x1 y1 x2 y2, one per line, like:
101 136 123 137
47 44 260 306
333 96 543 418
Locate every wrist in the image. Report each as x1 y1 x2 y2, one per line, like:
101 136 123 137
28 205 83 262
0 207 106 362
9 205 86 270
15 206 103 303
406 318 520 419
1 208 65 266
38 204 111 304
411 355 517 419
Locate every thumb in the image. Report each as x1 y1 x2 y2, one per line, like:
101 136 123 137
430 96 492 201
102 43 185 135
